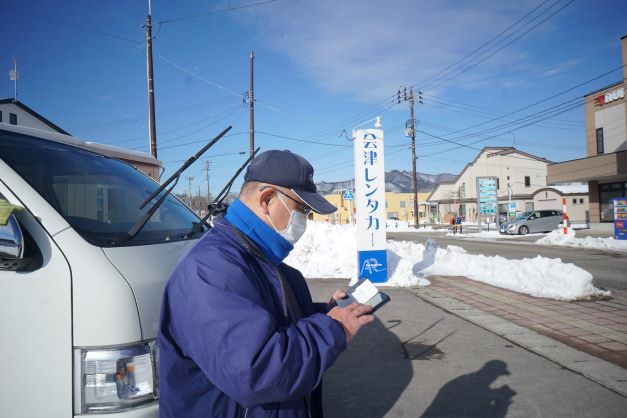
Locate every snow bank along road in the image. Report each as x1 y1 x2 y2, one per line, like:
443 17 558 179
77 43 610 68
387 231 627 294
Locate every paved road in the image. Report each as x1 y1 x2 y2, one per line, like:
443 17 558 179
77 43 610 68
387 231 627 294
308 279 627 417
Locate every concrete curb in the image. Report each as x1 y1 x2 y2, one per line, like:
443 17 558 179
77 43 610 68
411 285 627 398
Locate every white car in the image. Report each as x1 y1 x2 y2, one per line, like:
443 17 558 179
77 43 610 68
499 210 566 235
0 124 204 417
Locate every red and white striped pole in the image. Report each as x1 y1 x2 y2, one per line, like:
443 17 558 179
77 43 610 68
562 197 568 235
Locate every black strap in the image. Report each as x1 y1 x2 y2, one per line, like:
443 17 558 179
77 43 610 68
230 226 312 418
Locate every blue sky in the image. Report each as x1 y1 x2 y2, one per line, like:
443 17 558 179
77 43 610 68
2 0 626 196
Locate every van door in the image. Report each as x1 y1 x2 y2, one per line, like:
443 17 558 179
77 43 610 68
0 182 73 417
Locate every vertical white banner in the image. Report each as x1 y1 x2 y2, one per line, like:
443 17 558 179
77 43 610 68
353 128 387 283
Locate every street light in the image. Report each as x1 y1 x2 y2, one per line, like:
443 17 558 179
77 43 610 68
352 116 382 136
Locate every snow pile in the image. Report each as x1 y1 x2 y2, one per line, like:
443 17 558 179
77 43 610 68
286 222 430 287
536 229 627 252
287 222 608 300
418 242 606 300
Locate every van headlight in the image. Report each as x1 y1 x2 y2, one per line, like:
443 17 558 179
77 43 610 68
507 224 516 232
74 340 158 414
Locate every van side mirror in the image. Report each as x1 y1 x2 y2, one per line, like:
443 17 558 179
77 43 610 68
0 214 24 260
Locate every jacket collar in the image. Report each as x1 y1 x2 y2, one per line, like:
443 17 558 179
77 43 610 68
224 199 293 265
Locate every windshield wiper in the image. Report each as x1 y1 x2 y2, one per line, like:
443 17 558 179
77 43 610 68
114 126 232 246
186 147 260 238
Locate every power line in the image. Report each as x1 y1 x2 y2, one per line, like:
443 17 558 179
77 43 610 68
157 0 278 24
416 0 555 90
419 0 575 92
256 130 352 147
417 99 584 158
417 63 625 146
421 96 585 131
69 97 239 133
7 7 142 45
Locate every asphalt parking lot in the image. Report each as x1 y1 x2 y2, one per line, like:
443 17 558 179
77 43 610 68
308 279 627 418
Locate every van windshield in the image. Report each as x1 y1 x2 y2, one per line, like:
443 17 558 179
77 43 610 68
0 131 205 247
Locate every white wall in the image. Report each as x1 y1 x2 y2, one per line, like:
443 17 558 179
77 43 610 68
0 102 61 133
595 103 627 153
429 148 552 221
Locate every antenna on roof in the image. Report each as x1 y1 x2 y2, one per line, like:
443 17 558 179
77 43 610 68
9 58 19 100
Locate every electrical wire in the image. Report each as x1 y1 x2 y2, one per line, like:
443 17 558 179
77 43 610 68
416 0 555 90
157 0 278 24
6 6 143 45
414 64 625 148
419 0 575 92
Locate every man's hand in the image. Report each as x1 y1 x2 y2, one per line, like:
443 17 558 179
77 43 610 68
328 289 347 305
327 303 374 342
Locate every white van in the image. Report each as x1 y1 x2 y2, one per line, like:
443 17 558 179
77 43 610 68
0 124 205 417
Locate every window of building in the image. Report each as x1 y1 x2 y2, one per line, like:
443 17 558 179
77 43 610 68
572 198 577 205
525 202 534 212
579 198 584 204
9 113 17 125
385 201 388 209
524 176 530 187
0 110 3 122
400 200 406 208
596 128 604 155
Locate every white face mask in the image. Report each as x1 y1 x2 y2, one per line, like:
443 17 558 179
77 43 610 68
267 193 308 245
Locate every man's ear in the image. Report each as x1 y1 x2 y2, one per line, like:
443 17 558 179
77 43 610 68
258 187 275 215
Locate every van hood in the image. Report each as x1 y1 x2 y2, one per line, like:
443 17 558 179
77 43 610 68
102 238 198 339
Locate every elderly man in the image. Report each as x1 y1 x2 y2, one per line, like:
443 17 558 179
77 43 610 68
159 150 374 418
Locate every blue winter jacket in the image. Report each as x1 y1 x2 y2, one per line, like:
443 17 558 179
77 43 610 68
158 204 347 418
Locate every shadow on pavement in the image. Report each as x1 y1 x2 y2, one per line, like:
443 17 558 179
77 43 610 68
420 360 516 418
322 317 413 418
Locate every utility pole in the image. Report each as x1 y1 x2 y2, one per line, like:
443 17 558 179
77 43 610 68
397 86 420 229
145 0 158 158
186 176 194 209
249 49 255 157
197 185 201 213
203 160 211 206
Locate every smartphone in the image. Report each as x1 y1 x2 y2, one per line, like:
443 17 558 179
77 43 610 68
327 278 391 314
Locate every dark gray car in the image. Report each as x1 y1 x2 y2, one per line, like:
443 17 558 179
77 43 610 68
499 210 566 235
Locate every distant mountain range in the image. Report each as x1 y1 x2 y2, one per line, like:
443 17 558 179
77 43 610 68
316 170 457 194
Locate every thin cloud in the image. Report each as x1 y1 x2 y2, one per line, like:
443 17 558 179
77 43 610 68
541 59 582 78
237 0 547 101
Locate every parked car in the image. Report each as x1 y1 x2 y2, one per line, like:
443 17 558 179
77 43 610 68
499 211 523 224
0 124 206 417
499 210 566 235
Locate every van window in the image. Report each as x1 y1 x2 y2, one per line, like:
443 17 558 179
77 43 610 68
0 131 204 247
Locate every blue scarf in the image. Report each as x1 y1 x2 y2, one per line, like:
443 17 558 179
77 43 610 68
225 199 293 265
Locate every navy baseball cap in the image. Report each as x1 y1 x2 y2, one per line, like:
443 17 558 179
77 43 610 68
244 150 337 215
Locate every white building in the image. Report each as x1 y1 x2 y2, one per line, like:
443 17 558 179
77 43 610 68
0 98 70 134
427 147 590 223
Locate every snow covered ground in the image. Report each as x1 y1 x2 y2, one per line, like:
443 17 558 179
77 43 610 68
287 222 609 300
536 229 627 252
